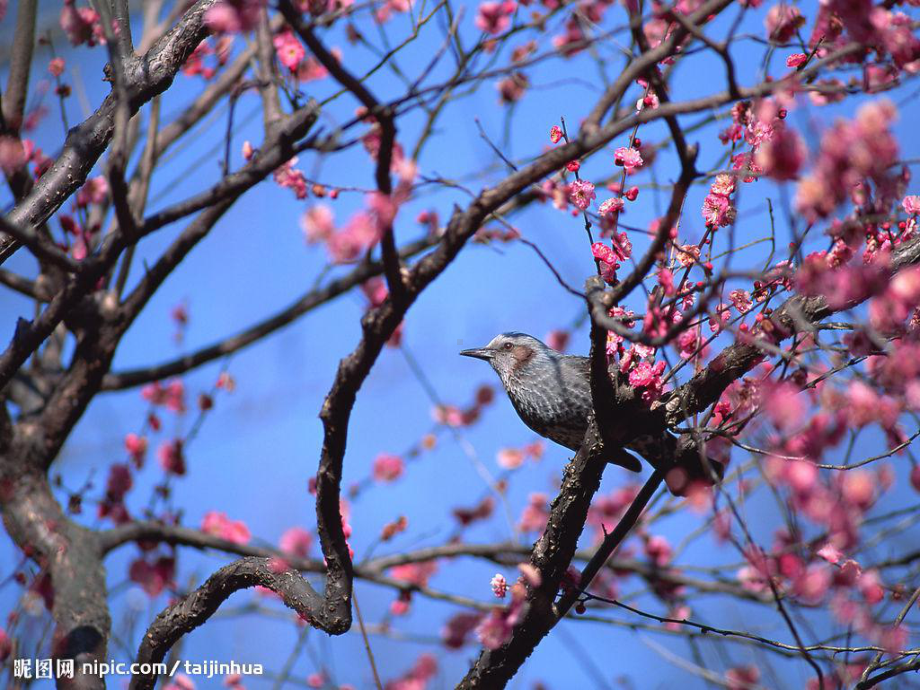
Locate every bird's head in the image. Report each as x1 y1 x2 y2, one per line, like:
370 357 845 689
459 332 557 383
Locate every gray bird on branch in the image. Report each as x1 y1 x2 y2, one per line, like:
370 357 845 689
460 332 723 494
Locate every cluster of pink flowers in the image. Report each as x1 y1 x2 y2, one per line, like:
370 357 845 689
796 100 901 221
518 492 549 532
279 526 313 558
613 146 643 174
375 0 411 23
764 3 804 42
158 438 185 475
202 511 252 544
496 440 544 469
273 157 309 200
204 0 264 34
98 463 133 523
372 452 405 482
476 565 541 649
497 73 529 104
142 379 187 413
475 1 516 34
624 357 667 402
592 232 632 284
384 654 437 690
60 0 106 46
433 385 494 427
129 555 176 597
183 37 234 80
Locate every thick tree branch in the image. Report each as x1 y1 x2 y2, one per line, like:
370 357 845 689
0 0 219 265
129 558 331 690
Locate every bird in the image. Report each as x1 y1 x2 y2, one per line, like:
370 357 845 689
460 332 722 492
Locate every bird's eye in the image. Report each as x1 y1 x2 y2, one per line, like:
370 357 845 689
503 342 513 350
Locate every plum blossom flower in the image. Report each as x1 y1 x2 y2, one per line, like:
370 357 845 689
490 573 507 598
566 179 596 210
273 157 308 199
273 30 305 71
903 195 920 216
202 511 252 544
765 3 804 43
518 493 549 532
786 53 808 68
549 125 563 143
442 612 483 649
598 197 624 216
475 0 516 34
157 439 186 475
60 1 103 46
205 0 263 34
279 527 313 557
729 290 753 314
755 123 807 181
372 453 404 482
391 560 438 587
614 146 643 174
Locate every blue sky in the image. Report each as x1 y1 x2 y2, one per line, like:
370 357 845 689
3 1 920 688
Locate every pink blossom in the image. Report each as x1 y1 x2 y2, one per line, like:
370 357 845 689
598 197 624 216
858 569 885 604
390 561 438 587
911 465 920 493
372 453 404 482
546 330 569 351
566 179 596 210
49 58 66 77
702 192 736 227
817 543 843 564
726 666 760 690
60 1 102 46
273 157 308 199
903 195 920 215
124 433 148 464
442 612 483 649
475 0 516 34
793 564 831 604
129 556 175 597
204 0 264 34
476 607 515 649
497 448 524 469
157 439 186 476
301 205 335 244
517 563 542 587
518 492 549 532
644 535 672 567
273 30 305 71
755 124 807 180
765 4 804 43
729 289 753 314
490 573 507 598
786 53 808 68
628 361 655 387
279 527 313 558
549 125 563 143
106 464 133 502
497 73 528 104
763 381 805 432
614 146 643 174
201 511 252 544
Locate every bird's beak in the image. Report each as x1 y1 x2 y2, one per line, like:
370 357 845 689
459 347 494 361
